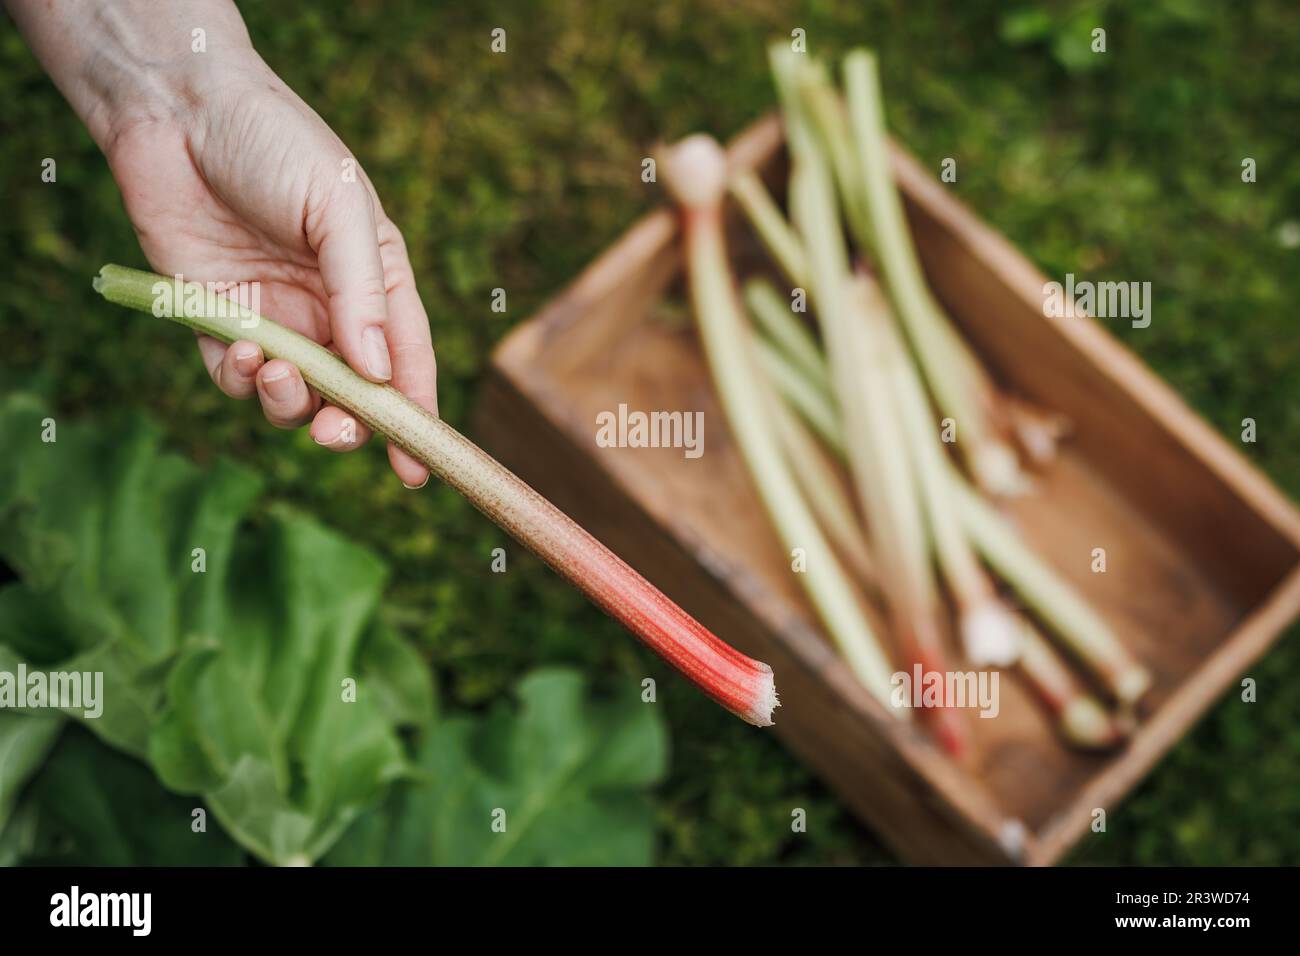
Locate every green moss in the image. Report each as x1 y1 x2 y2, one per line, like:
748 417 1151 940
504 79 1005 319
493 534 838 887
2 0 1297 864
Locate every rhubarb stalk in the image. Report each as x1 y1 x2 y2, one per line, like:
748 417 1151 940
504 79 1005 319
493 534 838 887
766 389 876 586
842 50 1028 497
1016 619 1131 749
872 284 1020 666
754 314 1142 730
754 338 843 454
728 171 809 288
93 264 779 727
952 475 1151 706
839 276 969 755
744 278 828 391
657 136 898 711
774 51 968 751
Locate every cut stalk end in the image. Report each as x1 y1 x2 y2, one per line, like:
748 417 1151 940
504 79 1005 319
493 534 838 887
1009 400 1071 466
961 599 1022 666
973 441 1033 497
1116 665 1153 707
660 134 729 209
744 665 781 727
1061 696 1130 750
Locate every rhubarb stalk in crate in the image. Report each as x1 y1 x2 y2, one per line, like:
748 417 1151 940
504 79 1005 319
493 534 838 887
657 137 898 713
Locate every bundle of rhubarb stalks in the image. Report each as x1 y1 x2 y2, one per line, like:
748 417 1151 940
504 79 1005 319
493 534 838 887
659 45 1151 756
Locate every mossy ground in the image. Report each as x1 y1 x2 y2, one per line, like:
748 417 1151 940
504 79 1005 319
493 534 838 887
2 0 1297 864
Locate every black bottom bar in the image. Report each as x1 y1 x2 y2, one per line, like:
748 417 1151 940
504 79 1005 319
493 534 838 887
0 865 1281 941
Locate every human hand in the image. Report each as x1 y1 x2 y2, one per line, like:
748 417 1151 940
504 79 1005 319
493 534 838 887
9 1 437 487
110 50 437 487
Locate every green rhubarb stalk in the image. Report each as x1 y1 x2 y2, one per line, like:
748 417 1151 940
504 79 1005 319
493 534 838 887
778 46 937 627
835 276 939 617
1016 618 1131 749
794 59 872 253
755 335 843 449
659 136 898 711
842 50 1028 497
754 339 844 456
728 170 809 288
769 44 819 161
744 278 829 390
952 477 1151 706
766 388 875 586
840 276 969 756
779 47 968 752
873 286 1020 666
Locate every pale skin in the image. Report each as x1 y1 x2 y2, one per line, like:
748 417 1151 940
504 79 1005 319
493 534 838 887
7 0 438 487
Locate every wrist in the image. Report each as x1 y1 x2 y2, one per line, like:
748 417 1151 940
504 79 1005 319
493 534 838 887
7 0 259 149
91 42 267 151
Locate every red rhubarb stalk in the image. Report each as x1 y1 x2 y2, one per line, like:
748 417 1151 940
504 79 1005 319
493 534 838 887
92 264 779 727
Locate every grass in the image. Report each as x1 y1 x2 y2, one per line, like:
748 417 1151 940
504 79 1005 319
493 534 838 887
2 0 1298 865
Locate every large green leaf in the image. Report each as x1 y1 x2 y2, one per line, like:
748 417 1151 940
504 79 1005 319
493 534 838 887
10 726 246 866
0 394 264 754
0 713 63 831
0 395 433 864
0 395 666 867
327 669 668 866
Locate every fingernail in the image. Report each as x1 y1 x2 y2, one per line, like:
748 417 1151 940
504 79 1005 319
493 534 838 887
234 344 260 377
313 425 340 446
402 475 429 491
262 366 296 402
362 326 392 381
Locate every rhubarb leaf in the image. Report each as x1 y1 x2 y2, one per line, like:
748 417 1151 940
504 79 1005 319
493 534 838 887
0 394 264 755
145 513 416 864
0 395 432 865
11 726 245 866
326 668 668 866
0 713 63 831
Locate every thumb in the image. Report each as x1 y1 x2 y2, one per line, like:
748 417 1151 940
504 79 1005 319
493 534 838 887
308 181 393 383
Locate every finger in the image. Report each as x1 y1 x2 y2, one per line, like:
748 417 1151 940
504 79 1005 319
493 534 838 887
214 339 264 399
255 359 319 429
307 179 393 384
387 445 430 489
378 225 438 489
310 404 372 451
196 334 227 383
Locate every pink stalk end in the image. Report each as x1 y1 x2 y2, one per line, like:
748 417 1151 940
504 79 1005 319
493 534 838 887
905 623 971 758
445 435 780 727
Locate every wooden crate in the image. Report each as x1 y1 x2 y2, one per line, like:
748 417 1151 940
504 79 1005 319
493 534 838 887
474 115 1300 865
